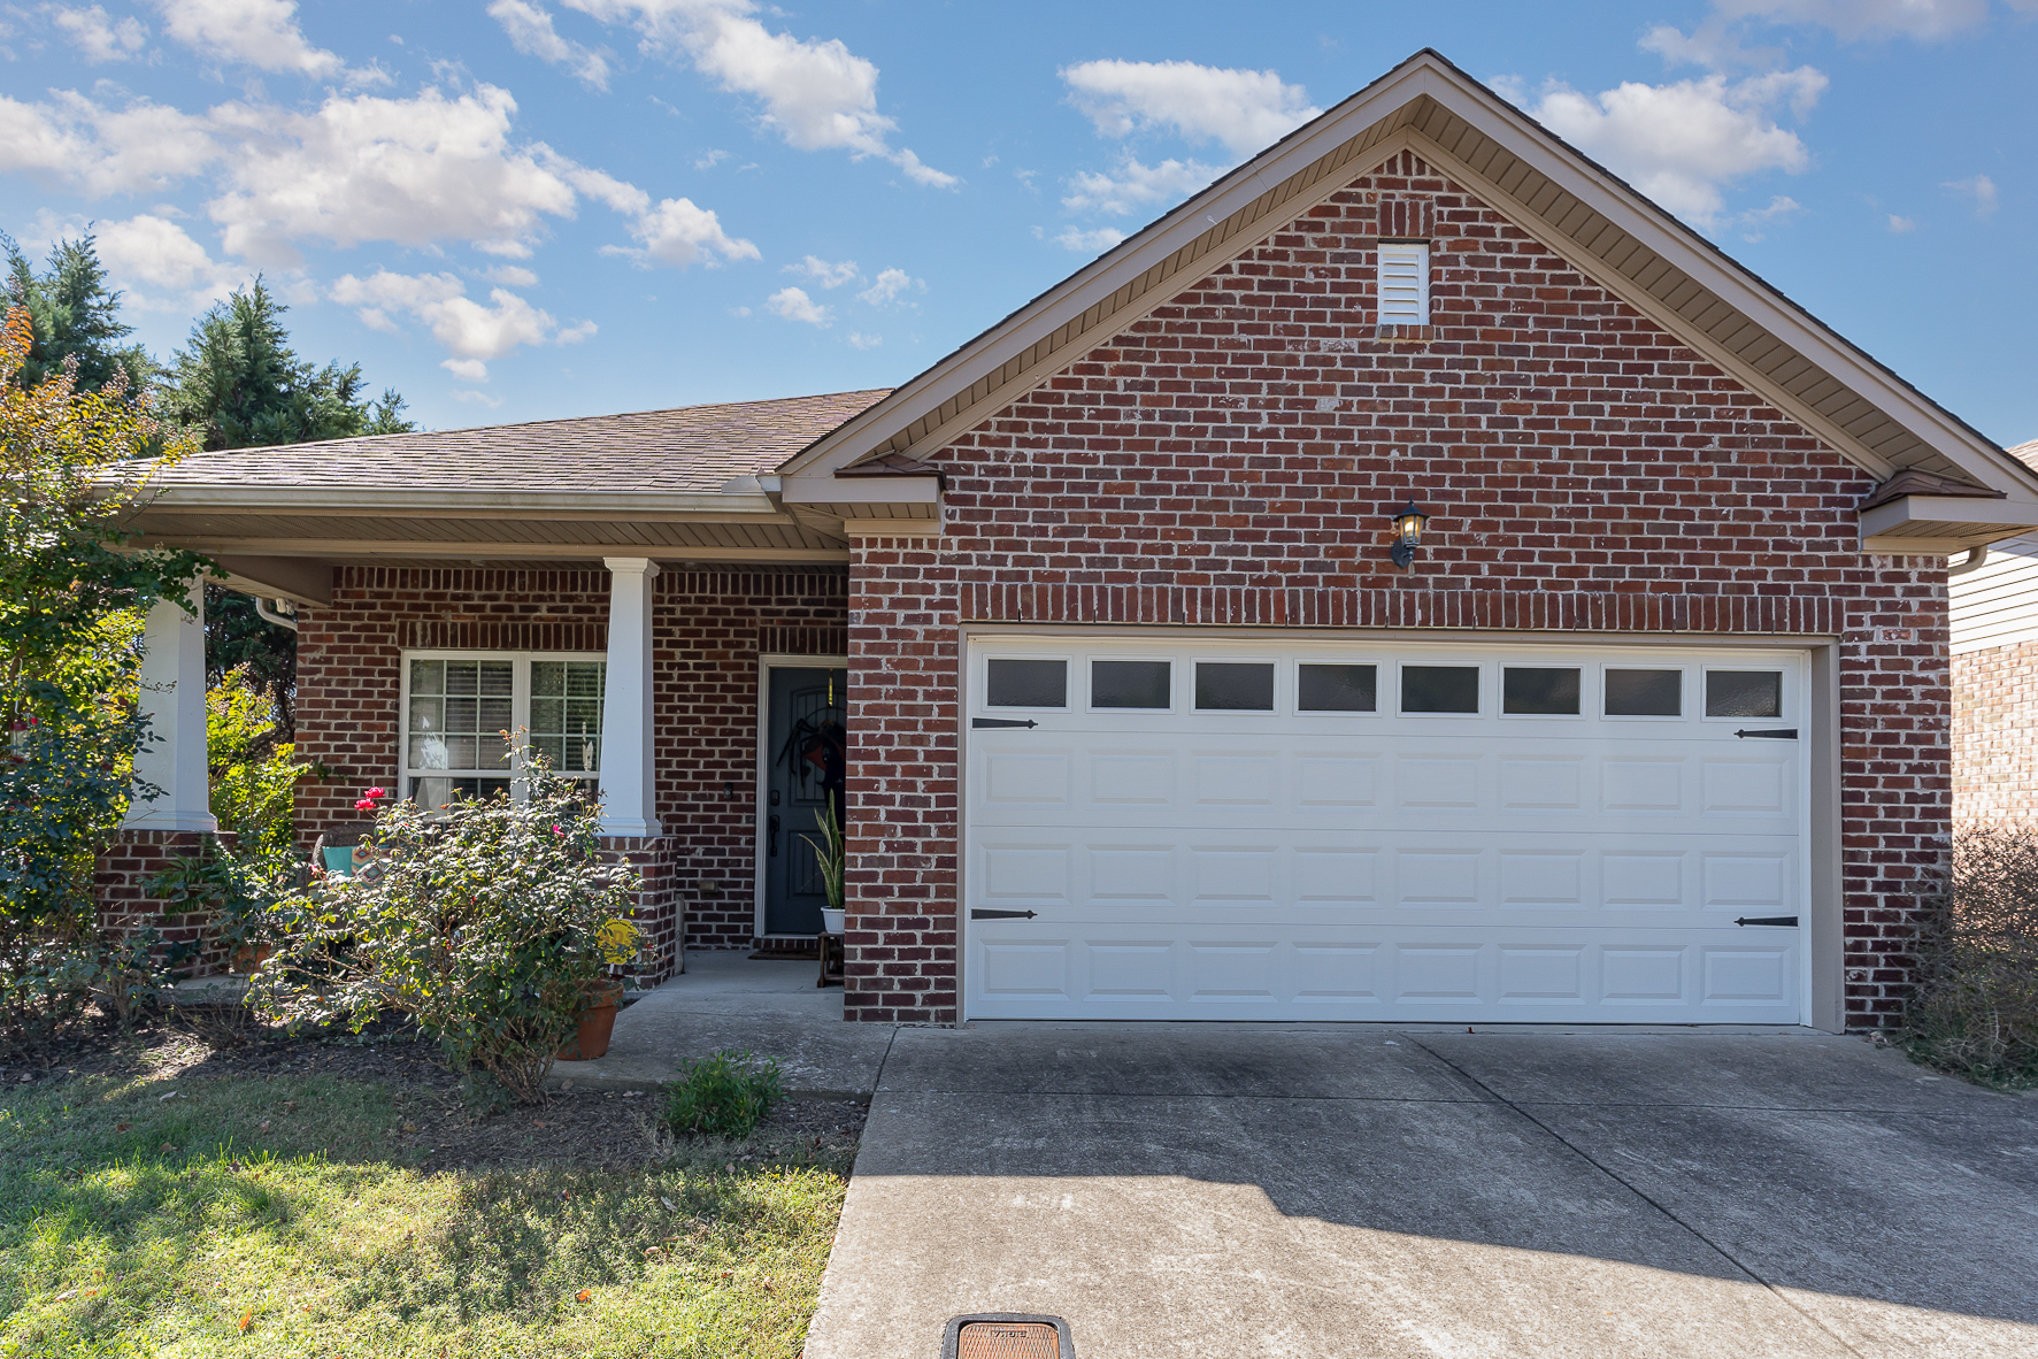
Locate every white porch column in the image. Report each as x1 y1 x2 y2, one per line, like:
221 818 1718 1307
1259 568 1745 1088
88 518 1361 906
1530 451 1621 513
123 586 217 833
597 557 662 838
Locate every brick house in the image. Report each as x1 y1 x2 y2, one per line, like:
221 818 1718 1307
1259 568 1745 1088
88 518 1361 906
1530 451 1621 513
115 51 2038 1030
1951 440 2038 831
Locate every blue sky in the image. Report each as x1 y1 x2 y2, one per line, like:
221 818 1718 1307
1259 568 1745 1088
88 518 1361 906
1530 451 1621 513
2 0 2033 444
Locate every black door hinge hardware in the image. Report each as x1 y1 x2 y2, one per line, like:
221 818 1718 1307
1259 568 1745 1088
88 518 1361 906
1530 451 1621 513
1734 915 1800 927
972 718 1039 730
970 908 1039 920
1733 728 1798 740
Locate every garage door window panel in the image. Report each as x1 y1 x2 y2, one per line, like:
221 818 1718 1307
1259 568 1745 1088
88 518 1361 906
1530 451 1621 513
986 658 1068 709
1502 666 1582 717
1092 659 1172 710
1605 668 1683 718
1401 664 1480 715
1704 669 1784 719
1298 663 1378 713
1194 661 1275 712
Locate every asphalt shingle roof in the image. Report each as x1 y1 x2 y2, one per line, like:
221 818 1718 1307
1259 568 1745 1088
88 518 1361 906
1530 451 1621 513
153 388 890 496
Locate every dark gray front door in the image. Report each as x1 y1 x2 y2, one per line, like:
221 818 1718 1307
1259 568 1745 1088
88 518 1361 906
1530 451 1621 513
762 665 846 936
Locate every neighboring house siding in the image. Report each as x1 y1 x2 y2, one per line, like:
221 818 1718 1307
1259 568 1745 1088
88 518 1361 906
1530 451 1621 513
1952 637 2038 828
845 150 1949 1030
1950 537 2038 655
1949 537 2038 830
294 564 848 958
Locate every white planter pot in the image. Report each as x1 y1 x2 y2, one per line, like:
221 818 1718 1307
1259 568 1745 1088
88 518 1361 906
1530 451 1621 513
820 907 846 935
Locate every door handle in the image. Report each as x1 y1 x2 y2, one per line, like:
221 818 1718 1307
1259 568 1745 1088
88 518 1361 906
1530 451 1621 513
767 813 780 857
970 908 1038 920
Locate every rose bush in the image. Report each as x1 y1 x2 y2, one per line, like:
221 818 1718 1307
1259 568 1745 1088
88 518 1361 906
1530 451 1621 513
248 743 643 1103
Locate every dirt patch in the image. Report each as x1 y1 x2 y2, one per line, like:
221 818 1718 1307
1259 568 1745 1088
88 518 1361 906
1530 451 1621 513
0 1009 866 1173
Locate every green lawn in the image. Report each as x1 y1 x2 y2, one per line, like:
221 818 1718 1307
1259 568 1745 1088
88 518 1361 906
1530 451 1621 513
0 1054 852 1358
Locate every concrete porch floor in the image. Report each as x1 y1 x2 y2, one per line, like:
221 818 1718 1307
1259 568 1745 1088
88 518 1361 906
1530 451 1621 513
547 950 898 1095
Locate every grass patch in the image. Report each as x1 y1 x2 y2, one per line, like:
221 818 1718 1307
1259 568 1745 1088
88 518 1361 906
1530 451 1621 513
0 1057 852 1357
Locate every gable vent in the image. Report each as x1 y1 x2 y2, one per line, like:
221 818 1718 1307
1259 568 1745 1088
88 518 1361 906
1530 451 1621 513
1378 241 1430 325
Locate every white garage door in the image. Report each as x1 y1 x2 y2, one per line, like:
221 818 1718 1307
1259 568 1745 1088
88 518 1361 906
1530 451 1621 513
963 636 1808 1024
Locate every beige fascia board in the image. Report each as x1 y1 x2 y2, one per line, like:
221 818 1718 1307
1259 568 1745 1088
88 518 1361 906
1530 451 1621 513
778 473 942 506
1860 494 2038 540
137 537 849 563
145 485 788 520
774 60 1455 482
840 516 943 539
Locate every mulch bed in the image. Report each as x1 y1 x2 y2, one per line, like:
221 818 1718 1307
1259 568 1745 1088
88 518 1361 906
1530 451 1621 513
0 1009 866 1173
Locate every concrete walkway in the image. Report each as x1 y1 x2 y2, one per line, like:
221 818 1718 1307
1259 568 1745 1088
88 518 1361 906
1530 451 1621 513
549 951 896 1095
805 1025 2038 1359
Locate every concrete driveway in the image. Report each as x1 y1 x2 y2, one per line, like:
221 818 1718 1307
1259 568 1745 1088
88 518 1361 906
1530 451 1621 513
802 1026 2038 1359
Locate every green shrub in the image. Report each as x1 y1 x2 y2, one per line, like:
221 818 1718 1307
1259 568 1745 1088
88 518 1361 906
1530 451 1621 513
1902 827 2038 1089
663 1050 783 1140
247 743 643 1103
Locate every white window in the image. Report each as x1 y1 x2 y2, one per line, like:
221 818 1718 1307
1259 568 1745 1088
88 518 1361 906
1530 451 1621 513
1378 240 1430 325
401 652 606 808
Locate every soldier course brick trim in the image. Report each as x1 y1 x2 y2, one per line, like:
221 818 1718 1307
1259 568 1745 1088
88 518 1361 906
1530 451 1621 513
841 150 1950 1029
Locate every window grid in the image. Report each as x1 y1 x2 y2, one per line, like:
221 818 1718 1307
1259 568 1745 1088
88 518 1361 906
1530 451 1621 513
401 652 606 809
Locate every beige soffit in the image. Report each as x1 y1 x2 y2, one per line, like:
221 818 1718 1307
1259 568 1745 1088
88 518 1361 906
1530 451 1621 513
776 49 2038 515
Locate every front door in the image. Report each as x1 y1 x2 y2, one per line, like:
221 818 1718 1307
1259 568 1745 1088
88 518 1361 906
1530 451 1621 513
761 665 847 937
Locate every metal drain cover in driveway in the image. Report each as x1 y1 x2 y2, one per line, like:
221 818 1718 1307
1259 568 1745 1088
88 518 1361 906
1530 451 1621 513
942 1313 1075 1358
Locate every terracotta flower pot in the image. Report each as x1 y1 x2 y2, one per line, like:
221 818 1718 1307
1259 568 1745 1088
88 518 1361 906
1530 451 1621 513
231 942 272 974
557 978 624 1061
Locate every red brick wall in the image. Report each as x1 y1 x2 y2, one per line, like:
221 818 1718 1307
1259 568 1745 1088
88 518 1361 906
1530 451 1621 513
1952 638 2038 829
845 149 1950 1029
294 564 847 964
95 830 237 976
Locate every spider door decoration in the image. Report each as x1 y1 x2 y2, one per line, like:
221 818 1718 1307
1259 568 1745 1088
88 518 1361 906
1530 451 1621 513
775 709 846 828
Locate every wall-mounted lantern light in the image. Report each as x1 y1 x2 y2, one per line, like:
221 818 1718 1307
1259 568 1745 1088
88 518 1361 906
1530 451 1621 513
1388 500 1430 571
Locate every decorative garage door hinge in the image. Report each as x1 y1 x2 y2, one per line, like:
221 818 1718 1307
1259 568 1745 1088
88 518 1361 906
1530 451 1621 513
1733 728 1798 740
1734 915 1800 927
972 717 1038 729
970 908 1039 920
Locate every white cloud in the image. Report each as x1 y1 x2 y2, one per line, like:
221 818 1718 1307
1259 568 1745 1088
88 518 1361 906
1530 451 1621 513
1506 68 1826 228
693 148 728 170
846 330 881 350
855 266 921 307
1061 154 1225 217
1887 213 1917 233
1062 58 1319 157
331 269 578 379
1646 0 1991 69
149 0 343 77
48 5 147 62
785 254 860 288
482 264 540 287
488 0 611 90
609 194 759 267
0 90 218 195
451 387 504 406
561 0 955 186
556 317 597 343
1052 225 1126 253
1942 173 1999 216
207 85 580 263
94 213 238 293
766 284 830 326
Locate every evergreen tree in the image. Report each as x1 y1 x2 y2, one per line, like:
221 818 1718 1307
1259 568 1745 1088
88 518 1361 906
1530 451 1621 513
164 281 417 738
2 234 157 392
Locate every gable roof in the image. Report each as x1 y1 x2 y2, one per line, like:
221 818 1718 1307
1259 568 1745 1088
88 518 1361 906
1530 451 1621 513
155 389 889 500
779 50 2038 544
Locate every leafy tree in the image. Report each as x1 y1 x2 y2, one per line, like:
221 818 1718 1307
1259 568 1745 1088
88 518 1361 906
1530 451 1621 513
2 233 157 393
0 304 203 1047
163 281 416 736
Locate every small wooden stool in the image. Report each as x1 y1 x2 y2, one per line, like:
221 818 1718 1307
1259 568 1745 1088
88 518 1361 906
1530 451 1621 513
817 931 846 987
